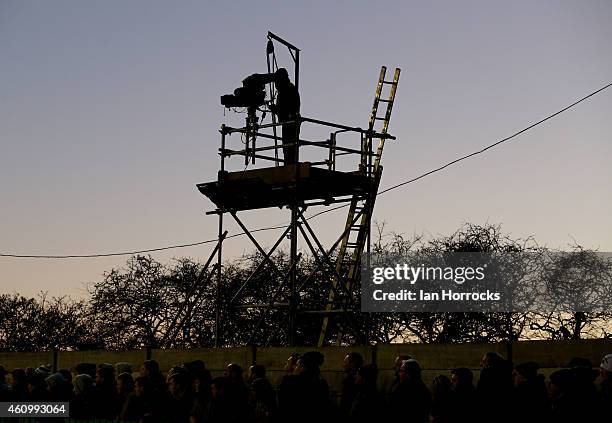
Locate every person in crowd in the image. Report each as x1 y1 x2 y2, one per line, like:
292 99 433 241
389 354 412 392
184 360 213 422
225 363 250 405
46 372 71 402
116 371 135 415
250 376 276 423
184 360 212 395
510 361 549 421
166 370 195 423
71 373 96 420
0 365 10 401
94 364 120 419
340 352 363 417
247 364 275 407
430 374 453 423
58 368 73 393
476 352 512 422
10 368 29 401
449 367 477 421
142 359 166 393
27 373 49 401
389 359 431 423
348 364 385 423
120 375 156 421
278 351 331 423
597 353 612 408
548 363 598 423
200 375 251 423
247 364 266 385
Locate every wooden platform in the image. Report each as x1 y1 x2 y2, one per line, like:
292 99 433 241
197 163 371 211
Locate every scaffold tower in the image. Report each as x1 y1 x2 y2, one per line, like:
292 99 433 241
196 32 400 346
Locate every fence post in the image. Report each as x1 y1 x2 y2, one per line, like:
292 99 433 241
52 349 58 372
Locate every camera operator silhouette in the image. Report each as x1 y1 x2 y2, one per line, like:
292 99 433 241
268 68 301 165
224 67 300 165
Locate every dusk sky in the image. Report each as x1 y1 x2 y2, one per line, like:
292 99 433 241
1 0 611 298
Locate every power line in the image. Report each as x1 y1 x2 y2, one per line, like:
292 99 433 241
0 224 289 259
1 82 610 259
378 82 612 194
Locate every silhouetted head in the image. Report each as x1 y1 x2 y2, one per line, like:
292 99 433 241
225 363 244 381
394 355 413 374
248 364 266 383
45 372 67 392
548 368 574 399
400 359 422 382
73 374 94 395
355 364 378 387
432 374 452 398
134 376 151 397
211 376 231 400
296 351 324 375
58 369 72 384
116 372 134 395
142 360 161 378
344 352 364 375
11 368 27 388
96 366 115 387
168 371 191 399
513 362 539 386
275 68 291 88
481 352 504 369
450 367 473 389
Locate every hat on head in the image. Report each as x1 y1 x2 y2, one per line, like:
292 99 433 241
34 365 52 378
45 372 66 388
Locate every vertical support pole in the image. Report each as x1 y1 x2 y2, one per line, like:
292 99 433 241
52 349 58 373
295 50 300 91
364 133 374 345
288 162 299 346
215 126 226 348
288 205 298 346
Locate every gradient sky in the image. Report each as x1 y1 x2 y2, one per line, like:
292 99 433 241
1 0 611 298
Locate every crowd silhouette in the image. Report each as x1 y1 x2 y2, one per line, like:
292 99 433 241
0 351 610 422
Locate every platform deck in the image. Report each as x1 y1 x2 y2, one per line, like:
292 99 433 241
197 163 371 211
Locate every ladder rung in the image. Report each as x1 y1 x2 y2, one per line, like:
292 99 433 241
374 117 387 120
382 80 397 85
378 99 392 103
346 242 361 248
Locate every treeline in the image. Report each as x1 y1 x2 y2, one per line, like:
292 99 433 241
1 224 611 351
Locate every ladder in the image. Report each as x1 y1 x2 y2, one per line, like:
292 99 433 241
318 66 401 346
